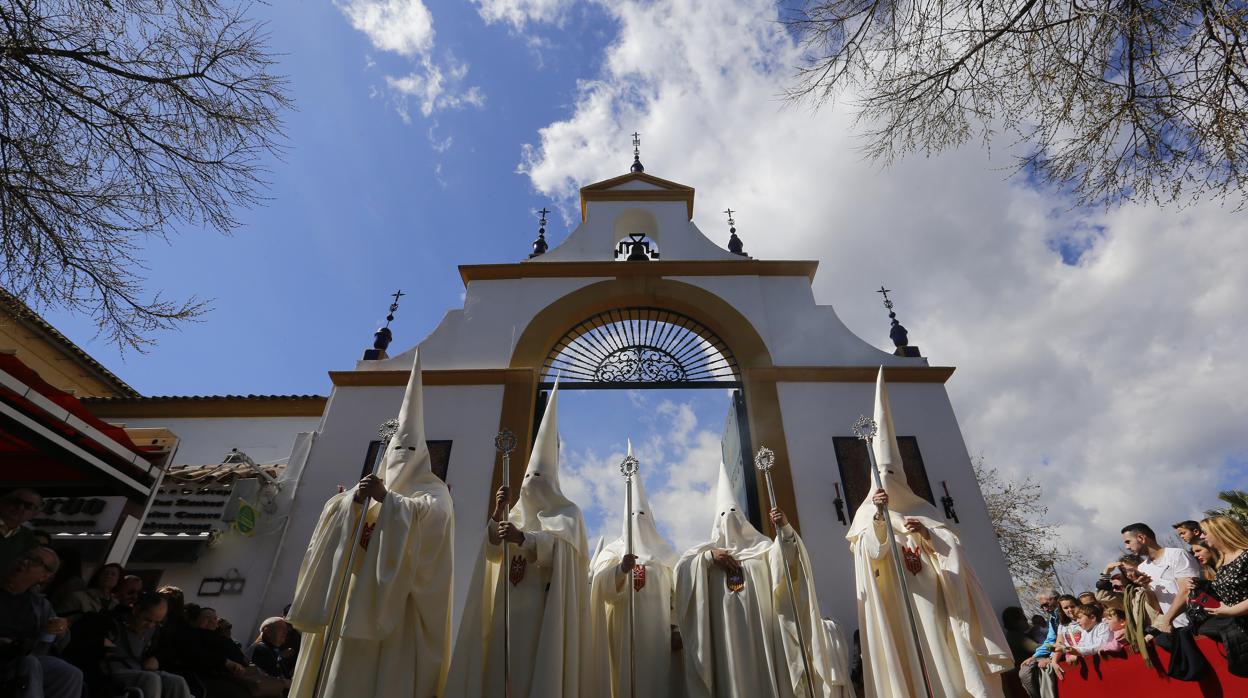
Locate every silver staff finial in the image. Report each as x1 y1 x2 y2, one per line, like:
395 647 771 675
753 446 776 472
378 418 400 442
852 415 878 441
494 429 517 455
619 454 640 477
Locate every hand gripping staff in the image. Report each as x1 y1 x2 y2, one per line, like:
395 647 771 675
618 453 640 698
310 418 398 698
494 428 518 698
852 415 934 698
754 446 816 697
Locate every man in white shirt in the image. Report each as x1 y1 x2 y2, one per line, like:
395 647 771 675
1121 522 1201 632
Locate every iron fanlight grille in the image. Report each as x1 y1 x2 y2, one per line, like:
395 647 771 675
542 308 739 387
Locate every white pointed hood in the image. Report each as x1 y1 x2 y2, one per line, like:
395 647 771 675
378 350 444 498
847 367 943 539
596 440 678 569
509 380 588 554
706 459 772 559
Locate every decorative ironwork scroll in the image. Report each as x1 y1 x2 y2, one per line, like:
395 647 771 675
543 307 738 386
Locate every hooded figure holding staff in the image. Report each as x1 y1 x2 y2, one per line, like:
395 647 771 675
675 459 840 697
848 368 1010 698
286 351 455 698
589 440 681 698
446 381 593 698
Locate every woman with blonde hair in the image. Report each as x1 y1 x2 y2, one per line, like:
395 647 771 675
1190 538 1221 581
1197 516 1248 664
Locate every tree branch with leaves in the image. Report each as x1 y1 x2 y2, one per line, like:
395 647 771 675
0 0 290 350
973 457 1085 597
787 0 1248 209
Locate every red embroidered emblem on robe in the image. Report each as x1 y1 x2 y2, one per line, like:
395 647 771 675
509 555 527 586
726 569 746 593
359 522 376 550
902 544 923 575
633 564 646 592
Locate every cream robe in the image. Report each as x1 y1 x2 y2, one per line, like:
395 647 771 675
589 556 677 697
851 516 1011 698
444 525 592 698
677 524 842 698
820 618 853 698
287 486 454 698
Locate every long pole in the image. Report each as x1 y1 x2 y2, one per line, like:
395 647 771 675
857 419 934 698
310 422 396 698
495 430 517 698
619 455 639 698
755 448 816 697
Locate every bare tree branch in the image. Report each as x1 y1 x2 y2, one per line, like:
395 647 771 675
787 0 1248 209
0 0 291 351
972 457 1086 597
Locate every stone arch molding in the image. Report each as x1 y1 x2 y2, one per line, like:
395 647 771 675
510 277 774 373
500 276 804 531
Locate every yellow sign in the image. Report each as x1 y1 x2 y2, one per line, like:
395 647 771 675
236 499 257 537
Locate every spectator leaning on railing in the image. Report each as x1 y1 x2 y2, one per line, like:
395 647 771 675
1017 589 1065 698
1198 515 1248 672
1122 522 1202 633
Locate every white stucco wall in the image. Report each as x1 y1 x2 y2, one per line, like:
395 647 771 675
776 381 1016 627
229 178 1014 645
88 415 321 637
257 384 505 632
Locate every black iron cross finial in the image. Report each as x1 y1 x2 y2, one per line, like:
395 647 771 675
537 207 550 225
876 286 894 311
723 207 735 225
384 290 405 327
632 132 641 153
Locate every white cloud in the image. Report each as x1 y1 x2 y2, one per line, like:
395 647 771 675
336 0 485 126
386 57 488 120
560 397 726 556
337 0 435 56
521 0 1248 588
472 0 575 29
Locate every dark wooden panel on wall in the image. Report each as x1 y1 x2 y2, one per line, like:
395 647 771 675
833 436 934 511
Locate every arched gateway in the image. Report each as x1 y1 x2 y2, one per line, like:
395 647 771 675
260 165 1015 638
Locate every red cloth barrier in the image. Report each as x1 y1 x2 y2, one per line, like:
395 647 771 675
1053 636 1248 697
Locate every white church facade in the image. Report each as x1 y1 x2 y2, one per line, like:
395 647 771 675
9 163 1015 640
254 166 1015 632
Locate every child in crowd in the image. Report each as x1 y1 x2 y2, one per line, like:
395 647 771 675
1102 607 1128 653
1052 604 1112 674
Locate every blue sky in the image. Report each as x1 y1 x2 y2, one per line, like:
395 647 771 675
33 0 1248 588
43 0 618 397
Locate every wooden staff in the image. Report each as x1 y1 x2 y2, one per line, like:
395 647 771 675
618 454 639 698
310 419 397 698
853 416 934 698
754 446 816 697
494 429 518 698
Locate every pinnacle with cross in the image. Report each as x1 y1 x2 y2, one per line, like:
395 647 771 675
876 285 915 351
531 206 551 258
630 131 645 173
725 207 747 256
385 290 405 326
876 286 894 311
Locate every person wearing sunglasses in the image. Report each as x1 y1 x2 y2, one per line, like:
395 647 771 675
0 488 42 575
0 546 84 697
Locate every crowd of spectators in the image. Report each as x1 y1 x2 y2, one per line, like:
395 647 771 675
0 488 296 697
1005 515 1248 696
